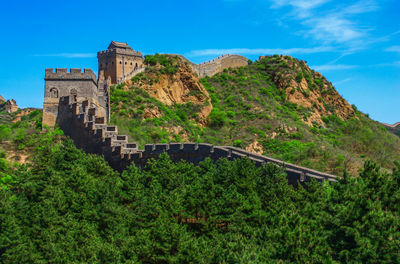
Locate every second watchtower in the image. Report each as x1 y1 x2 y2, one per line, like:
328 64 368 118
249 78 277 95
97 41 144 84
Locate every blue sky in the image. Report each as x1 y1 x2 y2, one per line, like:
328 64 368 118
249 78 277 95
0 0 399 123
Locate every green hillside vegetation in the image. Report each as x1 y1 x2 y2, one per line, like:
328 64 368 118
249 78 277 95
110 55 400 175
1 135 399 263
0 110 63 189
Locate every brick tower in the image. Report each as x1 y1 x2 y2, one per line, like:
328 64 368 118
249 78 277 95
97 41 144 84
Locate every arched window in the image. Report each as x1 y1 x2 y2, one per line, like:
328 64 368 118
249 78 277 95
49 88 58 98
70 88 78 101
120 61 122 64
125 62 127 65
135 63 138 69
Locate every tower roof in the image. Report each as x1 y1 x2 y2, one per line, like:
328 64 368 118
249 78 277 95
108 41 132 50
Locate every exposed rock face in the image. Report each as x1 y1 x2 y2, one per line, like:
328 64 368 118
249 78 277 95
124 56 213 123
273 56 355 126
5 99 18 113
0 98 18 113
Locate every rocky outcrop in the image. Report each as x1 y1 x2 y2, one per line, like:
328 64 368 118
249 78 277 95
124 56 213 123
270 56 355 126
0 98 18 113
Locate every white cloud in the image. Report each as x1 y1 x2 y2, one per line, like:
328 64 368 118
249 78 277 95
385 46 400 53
271 0 332 19
270 0 378 46
372 61 400 67
333 78 353 86
34 53 96 58
186 46 335 57
311 64 358 71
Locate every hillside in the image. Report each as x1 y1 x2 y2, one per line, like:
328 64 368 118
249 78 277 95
110 54 400 175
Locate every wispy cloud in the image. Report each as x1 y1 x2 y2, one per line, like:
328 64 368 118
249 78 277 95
312 60 400 72
385 46 400 53
34 53 96 58
333 78 353 86
270 0 379 46
310 64 359 71
186 46 335 57
372 61 400 67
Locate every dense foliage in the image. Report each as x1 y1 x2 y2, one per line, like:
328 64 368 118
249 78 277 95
110 55 400 175
1 136 399 263
0 109 63 190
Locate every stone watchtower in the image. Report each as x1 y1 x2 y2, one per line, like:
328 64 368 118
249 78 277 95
42 68 108 128
97 41 144 84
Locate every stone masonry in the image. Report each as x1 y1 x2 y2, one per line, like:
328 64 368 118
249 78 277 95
97 41 144 84
172 54 249 78
42 68 110 128
56 95 337 185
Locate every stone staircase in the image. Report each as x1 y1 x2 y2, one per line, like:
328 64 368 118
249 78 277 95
57 96 337 185
116 67 146 85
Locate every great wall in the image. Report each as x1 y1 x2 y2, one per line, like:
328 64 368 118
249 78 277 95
43 41 338 185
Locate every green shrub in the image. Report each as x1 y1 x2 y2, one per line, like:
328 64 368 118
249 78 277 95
208 108 227 127
233 139 243 147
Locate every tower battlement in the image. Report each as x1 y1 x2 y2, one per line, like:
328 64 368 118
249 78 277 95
45 68 97 83
97 49 143 57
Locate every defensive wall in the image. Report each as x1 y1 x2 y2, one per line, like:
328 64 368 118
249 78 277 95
170 54 249 78
382 122 400 128
56 95 337 185
43 68 109 128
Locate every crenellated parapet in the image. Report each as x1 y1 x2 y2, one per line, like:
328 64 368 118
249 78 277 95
45 68 97 83
97 48 143 58
56 95 337 185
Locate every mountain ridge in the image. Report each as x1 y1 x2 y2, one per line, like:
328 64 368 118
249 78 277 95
110 54 400 175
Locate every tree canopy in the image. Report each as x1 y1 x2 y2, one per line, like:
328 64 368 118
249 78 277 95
1 137 399 263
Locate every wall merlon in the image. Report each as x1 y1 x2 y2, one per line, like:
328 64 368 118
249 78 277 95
145 144 154 151
183 143 197 152
197 143 214 153
212 147 230 158
169 143 183 151
56 68 68 73
95 117 105 124
125 143 138 149
154 144 169 152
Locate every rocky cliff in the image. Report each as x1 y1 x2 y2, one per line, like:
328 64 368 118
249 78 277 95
123 54 212 124
265 55 355 126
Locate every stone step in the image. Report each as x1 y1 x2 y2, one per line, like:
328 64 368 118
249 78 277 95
88 107 97 117
95 117 105 124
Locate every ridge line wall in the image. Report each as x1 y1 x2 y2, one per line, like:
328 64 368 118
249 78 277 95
168 54 249 78
56 96 337 186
